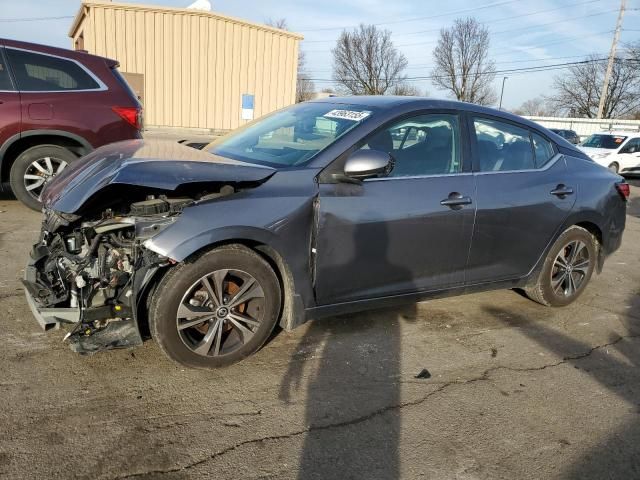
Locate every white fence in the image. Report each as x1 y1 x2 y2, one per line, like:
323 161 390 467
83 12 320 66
524 116 640 140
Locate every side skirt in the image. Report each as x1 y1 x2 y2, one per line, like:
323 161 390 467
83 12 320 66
304 276 528 321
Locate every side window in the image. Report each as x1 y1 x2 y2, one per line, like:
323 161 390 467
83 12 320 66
358 114 461 177
0 50 13 91
5 48 100 92
620 138 640 154
532 133 556 167
474 117 534 172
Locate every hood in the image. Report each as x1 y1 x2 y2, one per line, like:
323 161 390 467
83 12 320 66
42 139 275 214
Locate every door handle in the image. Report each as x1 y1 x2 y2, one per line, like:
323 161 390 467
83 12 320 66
550 184 574 198
440 192 472 209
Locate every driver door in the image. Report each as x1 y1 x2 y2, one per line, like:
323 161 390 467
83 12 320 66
313 112 476 305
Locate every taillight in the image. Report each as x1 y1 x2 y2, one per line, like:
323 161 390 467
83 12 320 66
615 182 630 201
112 106 141 130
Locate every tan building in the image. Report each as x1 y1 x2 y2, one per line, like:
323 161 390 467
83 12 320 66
69 1 303 133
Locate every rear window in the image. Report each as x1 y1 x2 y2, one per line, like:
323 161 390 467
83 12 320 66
581 134 627 149
532 133 556 167
5 48 100 92
111 67 139 103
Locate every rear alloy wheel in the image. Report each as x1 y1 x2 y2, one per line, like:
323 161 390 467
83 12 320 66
150 245 281 368
525 226 597 307
9 145 76 210
608 162 620 174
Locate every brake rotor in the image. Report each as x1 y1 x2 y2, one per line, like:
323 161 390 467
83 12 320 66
192 278 246 335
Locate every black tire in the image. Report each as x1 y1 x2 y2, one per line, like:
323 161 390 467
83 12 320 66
608 162 619 174
525 226 597 307
149 245 282 369
9 144 77 211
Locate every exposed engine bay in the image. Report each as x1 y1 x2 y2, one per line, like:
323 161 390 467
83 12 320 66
23 188 235 354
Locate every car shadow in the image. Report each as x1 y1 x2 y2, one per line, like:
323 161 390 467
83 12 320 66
279 218 416 479
482 292 640 479
0 190 16 201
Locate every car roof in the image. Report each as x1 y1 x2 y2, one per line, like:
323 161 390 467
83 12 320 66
0 37 117 66
310 95 547 129
591 131 640 138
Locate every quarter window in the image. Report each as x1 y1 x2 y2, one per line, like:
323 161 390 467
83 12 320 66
5 49 100 92
358 114 461 177
532 133 556 167
0 51 13 91
474 117 535 172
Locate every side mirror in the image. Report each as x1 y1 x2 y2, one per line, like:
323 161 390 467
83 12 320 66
344 150 394 180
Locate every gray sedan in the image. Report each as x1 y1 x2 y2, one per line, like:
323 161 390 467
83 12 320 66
24 97 628 368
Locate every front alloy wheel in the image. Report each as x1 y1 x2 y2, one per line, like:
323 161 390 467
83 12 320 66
176 269 265 357
150 245 281 368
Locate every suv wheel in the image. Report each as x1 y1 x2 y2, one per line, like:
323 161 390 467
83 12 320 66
149 245 282 369
524 226 597 307
608 162 620 174
9 145 77 211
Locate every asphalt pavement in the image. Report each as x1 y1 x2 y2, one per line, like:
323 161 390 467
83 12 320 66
0 179 639 479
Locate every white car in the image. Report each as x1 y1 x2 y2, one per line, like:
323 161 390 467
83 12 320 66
579 131 640 174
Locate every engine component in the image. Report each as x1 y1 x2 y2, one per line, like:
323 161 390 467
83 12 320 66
130 196 192 216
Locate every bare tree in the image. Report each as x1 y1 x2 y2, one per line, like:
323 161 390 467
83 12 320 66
332 24 407 95
296 50 315 103
265 18 288 30
391 82 422 96
265 18 315 102
431 18 496 106
547 52 640 118
513 97 552 117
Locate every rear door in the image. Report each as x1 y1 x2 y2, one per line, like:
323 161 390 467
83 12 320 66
3 47 106 141
466 115 576 283
0 47 21 159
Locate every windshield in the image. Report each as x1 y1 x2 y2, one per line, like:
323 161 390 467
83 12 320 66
581 134 627 149
207 103 373 167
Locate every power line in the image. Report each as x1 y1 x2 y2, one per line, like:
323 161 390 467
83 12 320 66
0 16 73 23
306 28 615 54
298 0 522 32
301 0 604 40
305 57 617 83
306 53 610 74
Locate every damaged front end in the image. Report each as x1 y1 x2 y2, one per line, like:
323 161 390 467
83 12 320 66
23 200 183 354
23 139 275 354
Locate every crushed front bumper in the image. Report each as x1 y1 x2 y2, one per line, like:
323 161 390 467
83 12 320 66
22 262 79 331
22 248 145 354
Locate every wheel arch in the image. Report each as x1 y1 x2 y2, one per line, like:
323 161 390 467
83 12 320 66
0 130 93 183
525 213 607 286
145 232 307 332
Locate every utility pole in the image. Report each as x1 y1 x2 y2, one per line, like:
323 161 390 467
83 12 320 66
499 76 508 110
597 0 626 119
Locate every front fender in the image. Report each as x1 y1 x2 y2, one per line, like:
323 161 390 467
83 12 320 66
144 191 317 313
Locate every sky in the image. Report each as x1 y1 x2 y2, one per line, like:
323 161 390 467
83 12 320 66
0 0 638 109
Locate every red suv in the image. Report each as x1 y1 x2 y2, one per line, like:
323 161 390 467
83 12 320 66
0 38 142 210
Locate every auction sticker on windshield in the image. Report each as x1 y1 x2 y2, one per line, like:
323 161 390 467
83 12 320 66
324 110 371 122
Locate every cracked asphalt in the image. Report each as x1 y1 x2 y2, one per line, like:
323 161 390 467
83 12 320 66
1 179 639 480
